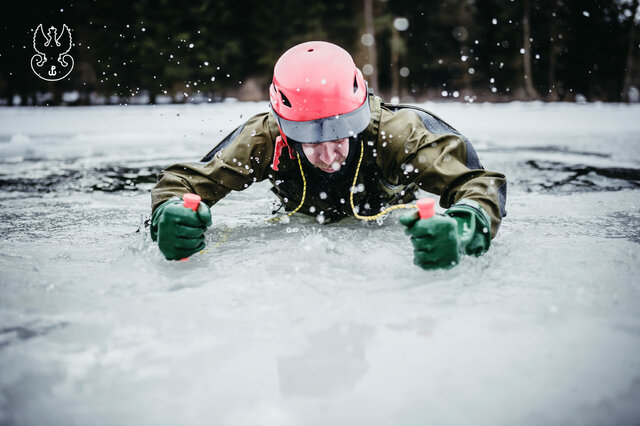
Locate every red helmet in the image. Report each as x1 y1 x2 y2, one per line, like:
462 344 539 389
269 41 370 144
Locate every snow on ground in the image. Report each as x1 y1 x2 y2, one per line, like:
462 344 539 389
0 102 639 426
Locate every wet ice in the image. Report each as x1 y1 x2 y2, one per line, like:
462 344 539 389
1 102 639 426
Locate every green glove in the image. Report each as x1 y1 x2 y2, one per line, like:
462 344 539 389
150 196 212 260
399 199 491 270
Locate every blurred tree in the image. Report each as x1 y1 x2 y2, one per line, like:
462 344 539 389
620 0 640 101
389 18 406 100
363 0 380 93
560 0 629 101
383 0 461 99
0 0 636 104
522 0 540 99
474 0 523 98
545 0 561 101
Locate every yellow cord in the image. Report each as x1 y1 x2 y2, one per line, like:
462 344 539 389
268 140 418 223
266 152 307 222
202 140 419 254
349 140 417 221
199 225 232 254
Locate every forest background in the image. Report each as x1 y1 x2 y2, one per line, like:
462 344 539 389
1 0 639 106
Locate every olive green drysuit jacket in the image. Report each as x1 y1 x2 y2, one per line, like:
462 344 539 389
151 94 507 236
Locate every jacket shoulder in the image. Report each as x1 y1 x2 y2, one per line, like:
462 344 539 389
201 112 277 163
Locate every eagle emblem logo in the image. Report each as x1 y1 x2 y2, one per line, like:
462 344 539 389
31 24 74 81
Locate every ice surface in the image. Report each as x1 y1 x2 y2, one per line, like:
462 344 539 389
1 102 639 426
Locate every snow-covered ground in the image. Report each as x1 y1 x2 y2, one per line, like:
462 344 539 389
0 101 639 426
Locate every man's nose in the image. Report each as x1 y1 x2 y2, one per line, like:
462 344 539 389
318 143 337 164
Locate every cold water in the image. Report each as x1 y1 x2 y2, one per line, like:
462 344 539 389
1 102 639 425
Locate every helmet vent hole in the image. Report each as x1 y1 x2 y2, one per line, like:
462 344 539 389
353 75 359 93
280 92 292 108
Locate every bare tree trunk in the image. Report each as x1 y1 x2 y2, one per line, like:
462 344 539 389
457 2 473 95
363 0 379 93
622 0 639 102
390 26 400 101
547 2 560 101
522 0 539 99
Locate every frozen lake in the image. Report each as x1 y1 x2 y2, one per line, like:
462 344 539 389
1 101 639 425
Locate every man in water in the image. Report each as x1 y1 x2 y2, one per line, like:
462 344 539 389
150 41 507 269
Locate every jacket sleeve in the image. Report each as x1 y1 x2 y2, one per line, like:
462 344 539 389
151 112 277 212
378 109 507 237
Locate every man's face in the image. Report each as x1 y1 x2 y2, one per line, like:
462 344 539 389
300 138 350 173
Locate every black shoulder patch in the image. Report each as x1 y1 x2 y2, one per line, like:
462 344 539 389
200 122 247 162
386 104 483 170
